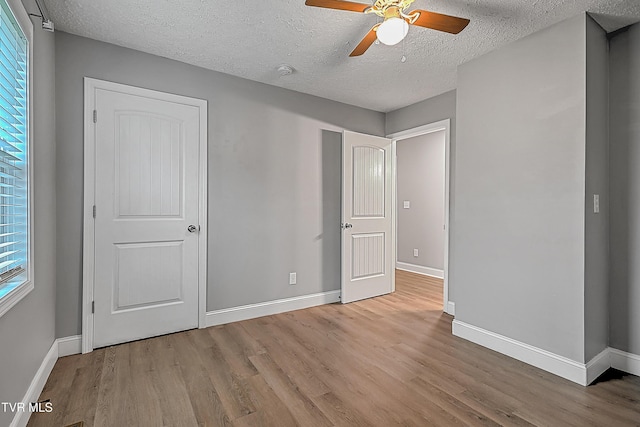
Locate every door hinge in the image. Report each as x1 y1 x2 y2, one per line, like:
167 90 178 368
93 205 96 218
93 110 97 123
91 301 95 314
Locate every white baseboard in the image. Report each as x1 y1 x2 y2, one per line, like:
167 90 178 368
10 341 58 427
206 290 341 327
9 335 83 427
446 301 455 316
396 262 444 279
610 348 640 377
57 335 82 357
452 320 589 385
586 348 611 384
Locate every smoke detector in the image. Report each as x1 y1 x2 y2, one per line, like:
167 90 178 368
277 64 294 76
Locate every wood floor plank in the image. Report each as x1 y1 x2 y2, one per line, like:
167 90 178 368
409 376 530 427
28 353 89 427
126 340 164 427
147 335 201 426
207 325 259 380
28 269 640 426
91 345 122 427
172 331 233 426
60 349 105 427
233 374 298 427
248 352 333 427
241 317 331 398
199 328 257 420
310 391 371 427
265 312 402 425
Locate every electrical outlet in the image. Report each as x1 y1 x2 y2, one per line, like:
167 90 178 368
289 272 297 285
593 194 600 214
413 249 419 257
403 201 410 209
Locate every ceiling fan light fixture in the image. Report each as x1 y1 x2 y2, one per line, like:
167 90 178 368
376 17 409 46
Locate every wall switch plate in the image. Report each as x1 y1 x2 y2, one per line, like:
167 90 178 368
289 272 297 285
593 194 600 214
403 201 410 209
413 249 419 257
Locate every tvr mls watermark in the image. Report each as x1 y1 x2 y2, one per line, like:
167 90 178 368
1 401 53 413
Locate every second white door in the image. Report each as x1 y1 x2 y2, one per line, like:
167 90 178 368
342 131 393 303
89 80 206 348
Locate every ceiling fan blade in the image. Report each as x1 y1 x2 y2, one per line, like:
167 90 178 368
305 0 371 13
408 10 470 34
350 24 380 57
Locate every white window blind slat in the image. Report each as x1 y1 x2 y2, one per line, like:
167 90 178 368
0 48 24 76
0 249 18 258
0 258 20 270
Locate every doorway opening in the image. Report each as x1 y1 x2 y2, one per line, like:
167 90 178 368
389 119 452 314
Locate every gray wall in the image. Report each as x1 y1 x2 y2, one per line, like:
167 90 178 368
55 32 384 337
610 22 640 356
584 16 609 361
0 1 57 425
396 131 445 270
386 90 457 299
386 91 456 137
454 14 588 362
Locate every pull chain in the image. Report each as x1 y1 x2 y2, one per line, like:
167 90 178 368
401 35 407 63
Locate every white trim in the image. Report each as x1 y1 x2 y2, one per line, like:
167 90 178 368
452 321 640 385
0 282 33 318
585 347 611 384
57 335 82 357
452 320 589 385
443 121 451 312
206 290 340 327
387 121 450 140
610 348 640 377
396 262 444 279
447 301 455 316
0 0 35 320
9 335 84 427
9 341 57 427
82 78 208 352
391 140 397 294
388 119 451 312
82 78 95 354
197 102 208 329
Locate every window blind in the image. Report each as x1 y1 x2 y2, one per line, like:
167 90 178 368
0 0 27 291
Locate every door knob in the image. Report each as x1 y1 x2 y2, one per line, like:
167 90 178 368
342 223 353 229
187 225 199 233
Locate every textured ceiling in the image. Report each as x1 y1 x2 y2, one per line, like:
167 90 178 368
44 0 640 112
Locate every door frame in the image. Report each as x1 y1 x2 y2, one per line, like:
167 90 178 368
81 78 208 353
387 119 452 314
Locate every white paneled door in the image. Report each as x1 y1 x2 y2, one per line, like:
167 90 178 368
87 80 206 349
342 131 393 303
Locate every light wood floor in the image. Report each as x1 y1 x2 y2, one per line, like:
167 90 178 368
29 270 640 426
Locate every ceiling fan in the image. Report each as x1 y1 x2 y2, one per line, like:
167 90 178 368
305 0 470 57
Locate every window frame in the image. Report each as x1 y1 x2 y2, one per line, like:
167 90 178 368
0 0 34 318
